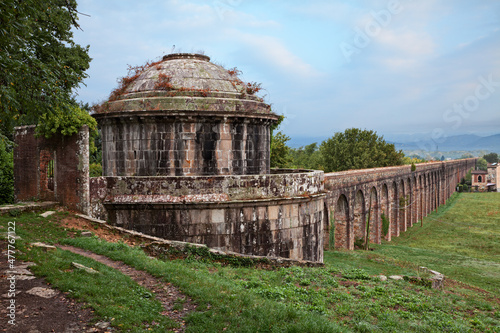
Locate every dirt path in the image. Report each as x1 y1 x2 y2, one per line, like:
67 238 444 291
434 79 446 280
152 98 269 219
57 245 197 332
0 239 102 333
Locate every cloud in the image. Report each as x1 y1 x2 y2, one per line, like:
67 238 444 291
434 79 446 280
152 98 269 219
231 32 322 79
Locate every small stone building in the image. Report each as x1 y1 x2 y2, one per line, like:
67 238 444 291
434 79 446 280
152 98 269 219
14 53 326 263
89 53 326 262
471 170 488 192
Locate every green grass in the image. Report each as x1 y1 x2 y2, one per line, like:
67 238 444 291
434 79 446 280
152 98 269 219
1 193 499 332
377 192 500 293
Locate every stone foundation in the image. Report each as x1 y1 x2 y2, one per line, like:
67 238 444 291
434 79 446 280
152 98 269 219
104 195 324 262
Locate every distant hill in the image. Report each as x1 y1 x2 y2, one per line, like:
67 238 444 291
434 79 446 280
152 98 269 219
392 134 500 153
288 133 500 154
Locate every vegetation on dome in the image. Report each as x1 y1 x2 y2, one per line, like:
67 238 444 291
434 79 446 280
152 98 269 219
93 57 265 114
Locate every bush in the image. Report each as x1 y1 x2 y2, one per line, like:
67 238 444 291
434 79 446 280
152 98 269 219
462 184 468 192
90 163 102 177
0 136 14 204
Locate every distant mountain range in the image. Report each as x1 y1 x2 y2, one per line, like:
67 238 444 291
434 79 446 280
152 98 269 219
391 134 500 153
288 133 500 154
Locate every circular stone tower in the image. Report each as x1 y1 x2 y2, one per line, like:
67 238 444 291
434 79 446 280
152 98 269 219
94 53 279 176
91 54 326 263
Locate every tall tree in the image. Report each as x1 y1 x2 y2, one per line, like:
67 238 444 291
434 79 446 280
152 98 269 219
0 0 91 138
290 143 323 170
476 157 488 171
483 153 499 164
319 128 404 172
270 115 292 168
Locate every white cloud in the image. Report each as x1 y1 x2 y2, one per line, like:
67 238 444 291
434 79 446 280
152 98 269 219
232 32 322 79
377 30 435 56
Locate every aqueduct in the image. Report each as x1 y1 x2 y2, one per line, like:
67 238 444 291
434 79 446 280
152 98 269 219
322 159 476 250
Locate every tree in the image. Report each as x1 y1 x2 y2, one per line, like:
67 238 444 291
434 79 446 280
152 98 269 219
319 128 404 172
476 157 488 171
270 131 292 168
483 153 499 163
0 0 91 138
270 115 292 168
290 142 323 170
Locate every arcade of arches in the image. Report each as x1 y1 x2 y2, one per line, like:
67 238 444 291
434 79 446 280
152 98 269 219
324 159 477 250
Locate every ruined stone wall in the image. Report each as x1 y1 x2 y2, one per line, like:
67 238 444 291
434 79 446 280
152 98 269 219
13 126 39 201
323 159 477 250
13 125 89 213
97 112 275 177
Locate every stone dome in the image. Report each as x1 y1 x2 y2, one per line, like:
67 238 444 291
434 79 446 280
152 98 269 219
126 53 242 94
102 53 272 114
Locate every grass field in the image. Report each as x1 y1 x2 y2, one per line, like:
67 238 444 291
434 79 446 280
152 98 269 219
1 192 499 332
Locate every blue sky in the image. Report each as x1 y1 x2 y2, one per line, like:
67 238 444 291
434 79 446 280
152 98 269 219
73 0 500 144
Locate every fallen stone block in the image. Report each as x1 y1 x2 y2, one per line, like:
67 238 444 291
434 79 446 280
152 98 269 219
72 262 99 274
30 242 56 250
389 275 404 280
26 287 58 298
40 211 56 218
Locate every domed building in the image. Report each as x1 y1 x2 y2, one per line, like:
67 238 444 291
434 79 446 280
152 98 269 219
90 53 327 262
95 53 277 177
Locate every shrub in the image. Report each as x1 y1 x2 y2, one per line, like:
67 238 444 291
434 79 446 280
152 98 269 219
90 163 102 177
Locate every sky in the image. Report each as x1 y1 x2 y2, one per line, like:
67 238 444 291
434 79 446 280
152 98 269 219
72 0 500 145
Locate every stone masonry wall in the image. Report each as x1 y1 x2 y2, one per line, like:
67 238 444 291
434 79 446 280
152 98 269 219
104 195 325 262
323 159 477 250
97 113 275 177
13 125 90 213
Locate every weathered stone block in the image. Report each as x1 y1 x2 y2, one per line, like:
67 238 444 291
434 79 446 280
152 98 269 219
211 209 225 223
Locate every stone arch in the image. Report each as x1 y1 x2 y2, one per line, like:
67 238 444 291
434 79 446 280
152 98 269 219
437 170 443 206
323 202 331 251
334 194 350 250
407 177 413 228
368 187 379 244
39 149 56 201
381 183 390 241
399 179 406 233
433 172 438 211
353 190 366 247
427 173 432 214
415 175 423 223
422 174 428 218
413 175 419 225
391 181 399 238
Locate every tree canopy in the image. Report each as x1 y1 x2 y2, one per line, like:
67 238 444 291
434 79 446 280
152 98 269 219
483 153 499 164
289 143 323 170
476 157 488 171
319 128 404 172
0 0 91 138
270 115 292 168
